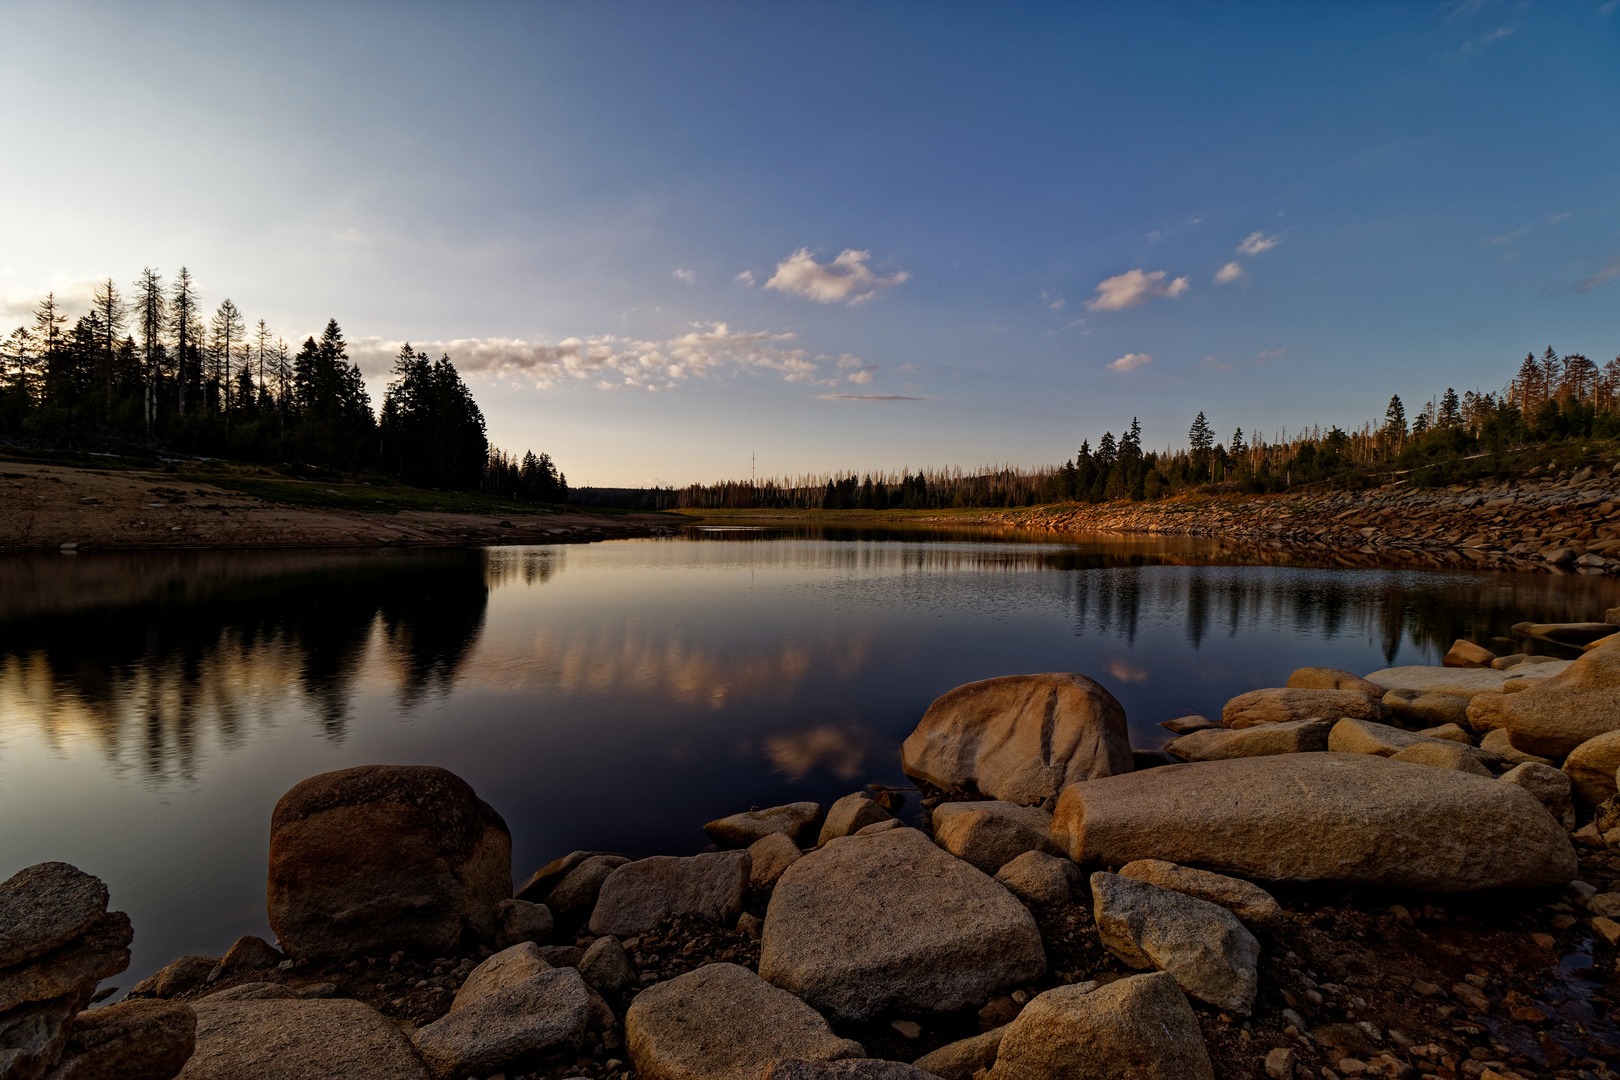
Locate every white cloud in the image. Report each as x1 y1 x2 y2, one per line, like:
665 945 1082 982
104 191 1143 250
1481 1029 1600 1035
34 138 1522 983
1237 231 1282 255
350 323 866 391
734 270 755 286
1108 352 1153 372
764 248 909 304
672 268 695 284
1085 270 1189 312
1214 261 1246 285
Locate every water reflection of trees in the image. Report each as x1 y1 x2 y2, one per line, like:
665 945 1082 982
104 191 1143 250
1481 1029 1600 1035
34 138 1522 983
0 550 493 782
1063 565 1620 663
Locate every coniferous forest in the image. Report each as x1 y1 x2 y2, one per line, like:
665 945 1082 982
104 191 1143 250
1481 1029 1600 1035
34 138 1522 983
667 346 1620 511
0 270 566 502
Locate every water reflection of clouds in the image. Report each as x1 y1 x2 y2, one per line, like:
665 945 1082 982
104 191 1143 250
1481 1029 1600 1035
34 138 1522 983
762 724 870 781
1106 658 1149 682
469 627 873 709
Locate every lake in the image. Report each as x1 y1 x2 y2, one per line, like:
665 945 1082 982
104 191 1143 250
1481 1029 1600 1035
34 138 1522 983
1 524 1615 988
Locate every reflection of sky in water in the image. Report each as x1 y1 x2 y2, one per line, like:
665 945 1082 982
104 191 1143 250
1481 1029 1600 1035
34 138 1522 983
1 537 1616 987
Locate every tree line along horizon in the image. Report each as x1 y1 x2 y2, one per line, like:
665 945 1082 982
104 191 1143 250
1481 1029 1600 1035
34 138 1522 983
3 273 1612 509
661 346 1620 511
0 272 565 502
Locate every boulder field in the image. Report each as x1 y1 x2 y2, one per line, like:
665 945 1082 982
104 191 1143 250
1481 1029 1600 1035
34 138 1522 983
5 647 1620 1080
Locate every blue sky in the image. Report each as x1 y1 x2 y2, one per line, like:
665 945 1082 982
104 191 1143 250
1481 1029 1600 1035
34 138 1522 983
2 1 1617 485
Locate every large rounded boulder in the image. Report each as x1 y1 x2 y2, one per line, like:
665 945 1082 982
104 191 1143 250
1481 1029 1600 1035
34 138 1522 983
1468 642 1620 759
267 765 512 959
901 673 1133 806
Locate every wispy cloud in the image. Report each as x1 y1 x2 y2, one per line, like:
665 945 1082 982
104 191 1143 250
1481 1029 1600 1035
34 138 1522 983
1237 231 1282 256
1547 213 1571 225
734 270 755 287
819 393 930 401
765 248 909 304
1460 24 1516 52
1214 261 1246 285
1574 260 1620 294
1108 352 1153 372
1085 270 1189 312
672 268 695 284
1483 224 1532 246
351 323 869 391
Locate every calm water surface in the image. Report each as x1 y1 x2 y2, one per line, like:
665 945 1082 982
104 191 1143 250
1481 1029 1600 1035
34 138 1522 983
2 525 1616 986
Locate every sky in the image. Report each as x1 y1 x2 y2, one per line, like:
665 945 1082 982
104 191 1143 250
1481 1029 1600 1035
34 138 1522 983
1 1 1617 487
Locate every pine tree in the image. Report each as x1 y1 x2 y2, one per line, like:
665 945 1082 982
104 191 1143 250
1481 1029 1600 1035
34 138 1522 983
32 293 66 358
1438 388 1461 428
1230 427 1246 457
1514 352 1541 410
1384 395 1406 444
170 267 200 413
208 299 245 412
91 279 125 413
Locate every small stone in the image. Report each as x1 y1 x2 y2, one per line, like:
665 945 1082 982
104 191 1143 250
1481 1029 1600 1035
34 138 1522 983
748 833 804 888
451 943 550 1012
544 856 633 921
705 803 823 848
932 801 1059 874
1443 640 1496 668
219 935 282 975
817 793 892 846
588 852 750 937
1591 916 1620 945
493 898 553 949
412 968 589 1080
1224 688 1381 729
1531 932 1555 949
1264 1046 1297 1080
1163 719 1331 762
625 964 863 1080
890 1020 922 1039
577 936 635 995
985 973 1214 1080
737 912 764 940
1551 913 1578 929
912 1028 1004 1080
995 851 1081 906
1479 728 1552 767
1116 860 1281 927
514 851 629 905
1090 872 1259 1014
130 956 220 1000
1499 762 1576 829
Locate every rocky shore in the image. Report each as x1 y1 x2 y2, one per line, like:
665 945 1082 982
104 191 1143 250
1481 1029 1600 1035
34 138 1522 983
1009 464 1620 574
5 633 1620 1080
